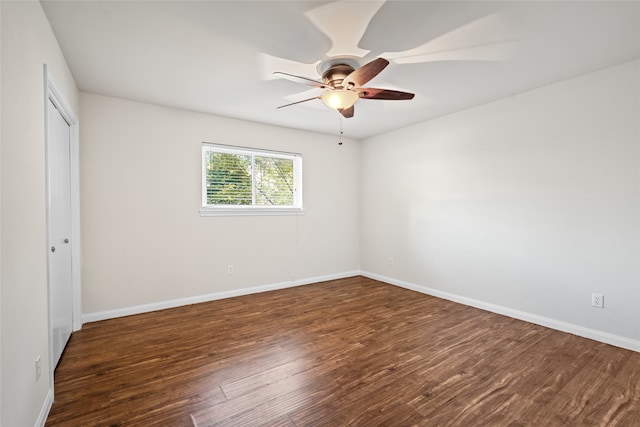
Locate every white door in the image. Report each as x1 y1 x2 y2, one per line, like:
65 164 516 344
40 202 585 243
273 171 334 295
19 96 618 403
47 98 74 369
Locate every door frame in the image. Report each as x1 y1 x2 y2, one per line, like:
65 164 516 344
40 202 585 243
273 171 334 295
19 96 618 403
44 65 81 385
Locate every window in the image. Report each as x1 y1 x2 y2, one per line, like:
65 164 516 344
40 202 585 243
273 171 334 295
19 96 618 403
201 143 303 216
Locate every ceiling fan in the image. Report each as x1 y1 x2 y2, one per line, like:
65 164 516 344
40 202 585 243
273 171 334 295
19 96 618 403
274 57 414 118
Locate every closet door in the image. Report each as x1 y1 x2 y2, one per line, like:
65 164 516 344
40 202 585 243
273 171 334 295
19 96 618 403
47 98 74 369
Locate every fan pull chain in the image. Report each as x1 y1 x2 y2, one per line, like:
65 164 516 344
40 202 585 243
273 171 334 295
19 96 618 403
338 116 343 146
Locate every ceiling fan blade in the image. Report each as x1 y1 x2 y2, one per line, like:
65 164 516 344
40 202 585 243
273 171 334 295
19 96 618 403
277 96 321 109
304 1 385 57
357 87 415 100
342 58 389 88
339 105 355 118
260 54 321 81
381 12 515 65
273 72 330 89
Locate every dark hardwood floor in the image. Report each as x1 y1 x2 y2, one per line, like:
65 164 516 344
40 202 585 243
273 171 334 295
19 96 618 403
46 276 640 426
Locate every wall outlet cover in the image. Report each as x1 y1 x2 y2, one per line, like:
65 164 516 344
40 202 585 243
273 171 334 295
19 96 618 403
591 293 604 308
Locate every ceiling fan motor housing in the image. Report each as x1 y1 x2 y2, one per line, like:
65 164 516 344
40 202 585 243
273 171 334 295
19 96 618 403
322 64 356 89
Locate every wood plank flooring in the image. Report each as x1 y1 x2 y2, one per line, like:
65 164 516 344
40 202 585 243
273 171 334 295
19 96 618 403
46 276 640 426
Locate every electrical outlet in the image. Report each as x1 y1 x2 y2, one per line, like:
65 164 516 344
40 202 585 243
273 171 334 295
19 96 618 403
388 257 394 265
291 273 296 282
592 293 604 308
35 356 42 381
227 265 234 275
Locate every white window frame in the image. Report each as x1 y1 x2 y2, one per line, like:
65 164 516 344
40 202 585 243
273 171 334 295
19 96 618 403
200 143 303 216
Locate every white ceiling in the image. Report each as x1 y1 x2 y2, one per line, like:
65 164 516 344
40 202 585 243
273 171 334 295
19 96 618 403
41 1 640 139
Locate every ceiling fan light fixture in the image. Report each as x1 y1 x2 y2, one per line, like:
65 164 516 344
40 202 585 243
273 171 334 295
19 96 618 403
321 89 359 111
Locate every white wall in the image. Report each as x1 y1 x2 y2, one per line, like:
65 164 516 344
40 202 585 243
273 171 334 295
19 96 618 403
361 60 640 348
80 93 360 316
1 1 79 426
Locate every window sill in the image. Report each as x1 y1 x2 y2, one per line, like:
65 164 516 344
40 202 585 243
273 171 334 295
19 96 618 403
200 207 305 217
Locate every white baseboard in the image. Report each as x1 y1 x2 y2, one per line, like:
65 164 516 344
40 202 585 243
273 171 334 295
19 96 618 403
35 388 53 427
361 271 640 353
82 271 360 324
